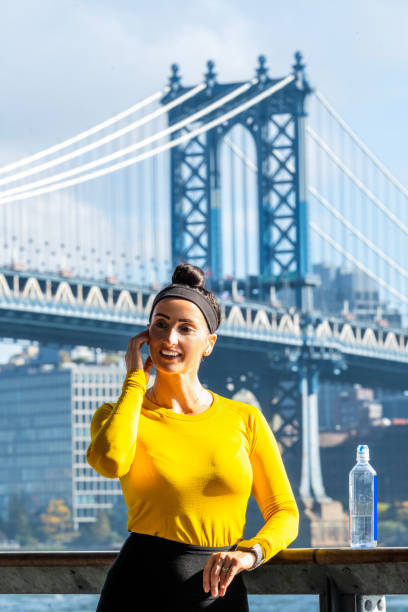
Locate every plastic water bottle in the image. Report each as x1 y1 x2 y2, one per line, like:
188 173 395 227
349 444 377 548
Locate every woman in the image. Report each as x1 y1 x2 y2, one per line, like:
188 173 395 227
87 263 299 611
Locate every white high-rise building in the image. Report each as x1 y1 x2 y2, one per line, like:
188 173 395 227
71 363 126 529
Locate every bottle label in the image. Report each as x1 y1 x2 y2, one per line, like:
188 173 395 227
373 474 377 541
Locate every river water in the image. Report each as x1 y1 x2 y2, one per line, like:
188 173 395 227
0 594 407 610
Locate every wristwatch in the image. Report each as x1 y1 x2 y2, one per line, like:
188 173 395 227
234 543 264 571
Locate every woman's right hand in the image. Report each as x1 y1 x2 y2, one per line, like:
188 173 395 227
125 328 153 383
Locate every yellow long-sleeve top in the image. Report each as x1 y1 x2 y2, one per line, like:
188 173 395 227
86 369 299 565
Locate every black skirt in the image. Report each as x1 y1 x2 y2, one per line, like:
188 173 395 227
96 531 249 611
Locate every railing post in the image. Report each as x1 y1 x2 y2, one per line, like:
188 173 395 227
319 577 357 612
320 579 386 612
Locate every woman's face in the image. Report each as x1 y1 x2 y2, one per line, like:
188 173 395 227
148 298 217 375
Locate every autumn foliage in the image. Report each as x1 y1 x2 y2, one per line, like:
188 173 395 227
40 498 74 540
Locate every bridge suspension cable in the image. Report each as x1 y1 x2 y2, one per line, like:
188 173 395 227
0 74 294 205
310 222 408 305
314 90 408 200
0 89 169 176
307 126 408 236
0 80 254 200
224 136 257 172
223 134 408 289
308 186 408 281
0 83 207 188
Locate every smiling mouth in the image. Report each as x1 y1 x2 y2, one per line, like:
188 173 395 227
159 350 182 360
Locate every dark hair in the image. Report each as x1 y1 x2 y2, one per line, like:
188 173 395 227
171 263 221 331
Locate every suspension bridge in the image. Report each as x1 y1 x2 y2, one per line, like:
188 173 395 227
1 52 408 545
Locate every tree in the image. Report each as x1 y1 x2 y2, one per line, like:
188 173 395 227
40 498 73 541
378 520 407 546
71 509 114 548
101 353 121 365
106 497 129 539
6 494 32 543
89 509 112 545
0 512 9 541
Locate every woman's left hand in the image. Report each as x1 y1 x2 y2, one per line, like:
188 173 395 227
202 550 256 598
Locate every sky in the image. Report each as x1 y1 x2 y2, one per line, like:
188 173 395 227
1 0 407 362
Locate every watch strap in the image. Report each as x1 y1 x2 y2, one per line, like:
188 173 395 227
235 543 264 570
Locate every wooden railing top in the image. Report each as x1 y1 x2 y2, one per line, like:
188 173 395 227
1 547 408 567
1 546 408 607
275 547 408 565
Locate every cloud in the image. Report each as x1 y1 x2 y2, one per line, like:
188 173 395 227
0 0 407 183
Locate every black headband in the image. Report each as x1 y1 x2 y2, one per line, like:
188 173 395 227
149 284 218 333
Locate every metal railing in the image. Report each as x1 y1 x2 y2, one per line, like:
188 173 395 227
1 547 407 610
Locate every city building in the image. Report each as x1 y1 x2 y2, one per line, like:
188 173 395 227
377 392 408 421
318 381 382 434
334 385 382 434
0 365 73 523
0 348 126 531
312 263 402 326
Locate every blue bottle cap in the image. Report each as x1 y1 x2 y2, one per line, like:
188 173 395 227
357 444 369 461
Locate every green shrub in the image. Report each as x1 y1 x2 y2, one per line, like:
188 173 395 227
378 520 407 546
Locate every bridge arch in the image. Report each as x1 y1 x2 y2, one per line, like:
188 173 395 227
218 123 258 282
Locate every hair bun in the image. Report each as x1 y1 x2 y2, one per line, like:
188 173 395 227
172 263 205 288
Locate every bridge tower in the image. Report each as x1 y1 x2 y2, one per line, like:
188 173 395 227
161 52 315 310
162 54 346 545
